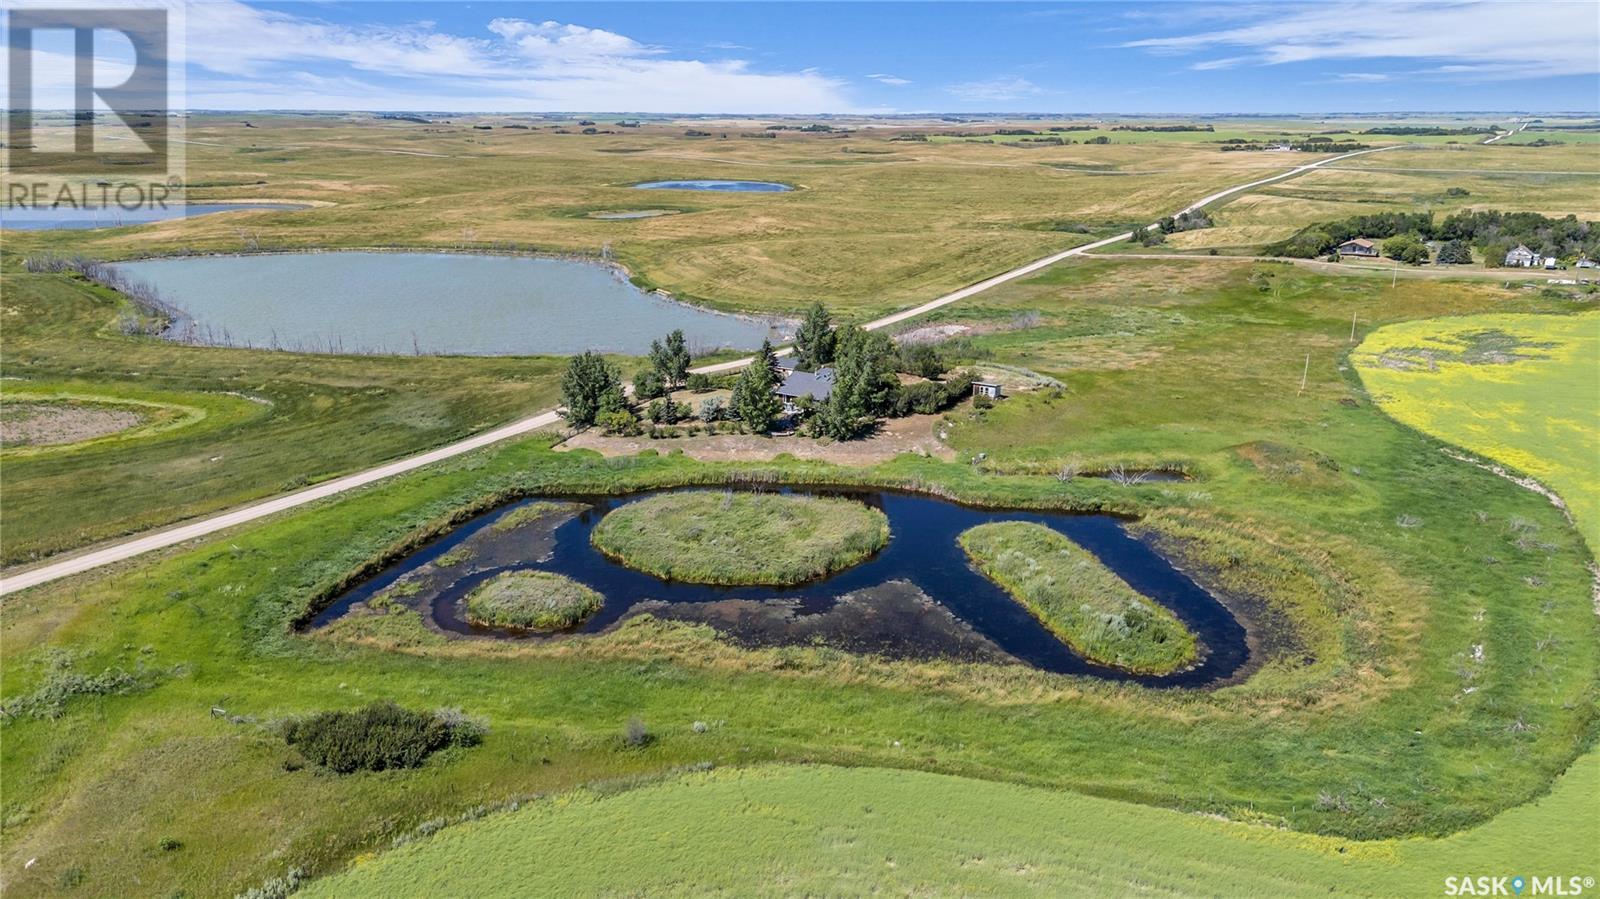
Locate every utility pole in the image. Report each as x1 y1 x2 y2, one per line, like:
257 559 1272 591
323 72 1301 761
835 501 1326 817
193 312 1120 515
1350 310 1359 343
1298 354 1310 396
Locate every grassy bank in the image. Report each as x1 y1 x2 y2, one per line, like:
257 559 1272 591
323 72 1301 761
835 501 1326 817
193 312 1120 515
463 572 602 631
589 491 890 585
0 272 568 565
959 521 1198 674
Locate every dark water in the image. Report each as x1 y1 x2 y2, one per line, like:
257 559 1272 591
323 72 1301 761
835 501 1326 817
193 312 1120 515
633 180 792 192
0 203 306 230
309 488 1249 688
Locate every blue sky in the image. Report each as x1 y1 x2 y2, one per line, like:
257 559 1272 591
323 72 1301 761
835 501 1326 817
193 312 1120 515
13 1 1600 113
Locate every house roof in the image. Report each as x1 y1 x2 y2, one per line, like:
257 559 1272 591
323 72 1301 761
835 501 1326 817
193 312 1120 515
1509 244 1534 255
775 356 799 371
776 366 835 401
1340 238 1375 249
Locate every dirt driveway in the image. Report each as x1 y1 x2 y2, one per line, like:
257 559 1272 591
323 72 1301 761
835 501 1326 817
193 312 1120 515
556 411 956 464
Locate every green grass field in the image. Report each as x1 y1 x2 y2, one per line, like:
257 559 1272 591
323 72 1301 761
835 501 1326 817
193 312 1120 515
3 257 1596 897
301 757 1600 898
308 308 1600 899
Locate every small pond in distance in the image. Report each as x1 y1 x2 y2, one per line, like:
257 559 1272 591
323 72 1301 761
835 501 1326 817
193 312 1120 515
309 488 1250 688
1 203 307 230
109 252 786 355
634 180 792 192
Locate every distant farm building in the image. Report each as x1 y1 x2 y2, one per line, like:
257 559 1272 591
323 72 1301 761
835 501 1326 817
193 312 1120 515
972 381 1003 400
1505 244 1538 267
1337 238 1379 258
1577 256 1596 269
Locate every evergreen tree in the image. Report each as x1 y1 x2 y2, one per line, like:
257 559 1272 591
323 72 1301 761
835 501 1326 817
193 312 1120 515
661 329 691 386
793 302 836 369
1436 239 1473 265
731 340 783 432
812 327 895 439
559 351 622 426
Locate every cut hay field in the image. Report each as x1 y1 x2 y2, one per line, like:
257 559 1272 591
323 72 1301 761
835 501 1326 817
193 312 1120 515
2 114 1433 318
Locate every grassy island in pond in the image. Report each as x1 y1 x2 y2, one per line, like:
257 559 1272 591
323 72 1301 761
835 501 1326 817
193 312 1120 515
590 491 890 585
463 571 602 631
959 521 1199 674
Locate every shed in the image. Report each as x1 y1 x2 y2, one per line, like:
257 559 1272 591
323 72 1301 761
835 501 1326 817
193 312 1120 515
972 381 1003 400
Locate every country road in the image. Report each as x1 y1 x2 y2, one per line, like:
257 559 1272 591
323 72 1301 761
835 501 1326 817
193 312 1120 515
0 144 1400 596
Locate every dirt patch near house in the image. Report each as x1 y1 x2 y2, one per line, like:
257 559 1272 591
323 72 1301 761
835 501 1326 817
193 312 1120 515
558 412 956 464
0 402 147 447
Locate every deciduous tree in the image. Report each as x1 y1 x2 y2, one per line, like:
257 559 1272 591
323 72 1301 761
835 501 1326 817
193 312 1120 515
560 351 623 427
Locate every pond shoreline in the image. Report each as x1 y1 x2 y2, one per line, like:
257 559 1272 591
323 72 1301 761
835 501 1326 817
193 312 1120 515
303 485 1255 688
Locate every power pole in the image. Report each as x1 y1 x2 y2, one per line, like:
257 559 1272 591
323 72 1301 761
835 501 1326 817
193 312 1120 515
1298 354 1310 396
1350 310 1359 343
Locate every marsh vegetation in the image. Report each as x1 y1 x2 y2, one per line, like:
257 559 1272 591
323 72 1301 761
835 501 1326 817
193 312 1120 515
960 521 1199 674
589 491 890 585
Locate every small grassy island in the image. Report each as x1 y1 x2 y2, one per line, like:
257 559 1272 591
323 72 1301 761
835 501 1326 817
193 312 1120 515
462 571 603 631
959 521 1199 674
590 491 890 585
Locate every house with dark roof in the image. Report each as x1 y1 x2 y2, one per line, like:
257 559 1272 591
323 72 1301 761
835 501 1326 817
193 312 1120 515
1336 238 1379 258
775 365 834 415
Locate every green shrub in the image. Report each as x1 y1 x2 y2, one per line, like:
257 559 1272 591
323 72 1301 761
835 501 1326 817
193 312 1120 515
463 571 602 630
282 702 484 773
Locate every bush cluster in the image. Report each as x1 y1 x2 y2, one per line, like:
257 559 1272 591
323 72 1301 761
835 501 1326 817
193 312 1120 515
283 702 485 773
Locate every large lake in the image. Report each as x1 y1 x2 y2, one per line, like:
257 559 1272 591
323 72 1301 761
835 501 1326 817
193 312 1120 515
110 252 785 355
1 203 306 230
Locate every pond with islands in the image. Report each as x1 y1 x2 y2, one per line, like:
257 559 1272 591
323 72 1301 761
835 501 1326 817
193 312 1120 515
309 488 1249 688
1 203 307 230
633 180 792 192
109 252 787 355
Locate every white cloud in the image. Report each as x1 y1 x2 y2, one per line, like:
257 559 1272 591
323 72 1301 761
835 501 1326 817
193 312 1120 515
486 19 657 61
945 77 1043 103
867 73 912 86
1125 1 1600 80
1 0 858 112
